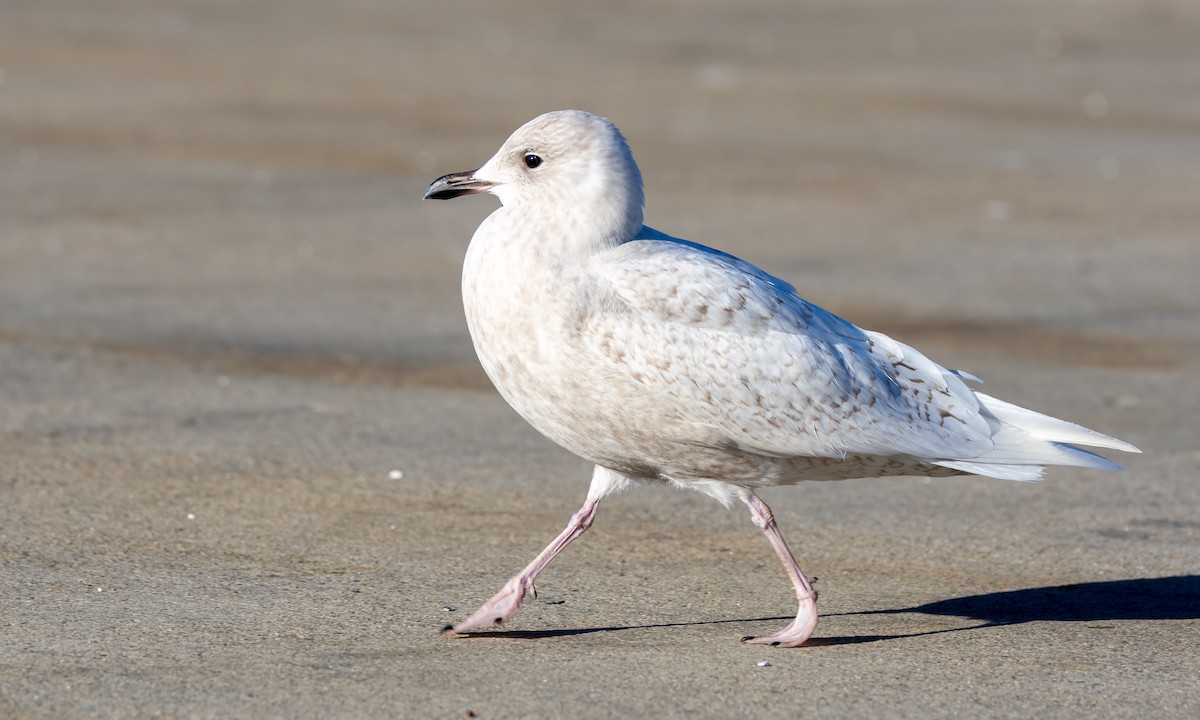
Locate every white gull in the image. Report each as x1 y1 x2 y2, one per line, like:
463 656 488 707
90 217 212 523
423 109 1140 647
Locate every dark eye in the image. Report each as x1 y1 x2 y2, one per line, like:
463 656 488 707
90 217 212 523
523 154 542 169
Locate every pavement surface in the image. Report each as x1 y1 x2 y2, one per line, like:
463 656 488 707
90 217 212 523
1 1 1198 718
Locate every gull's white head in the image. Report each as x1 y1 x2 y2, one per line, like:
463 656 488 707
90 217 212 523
424 110 645 244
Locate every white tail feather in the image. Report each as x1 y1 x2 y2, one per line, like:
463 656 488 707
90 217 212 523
933 460 1044 482
973 393 1141 454
932 392 1140 481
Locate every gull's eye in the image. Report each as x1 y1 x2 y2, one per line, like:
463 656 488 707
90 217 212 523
523 154 542 169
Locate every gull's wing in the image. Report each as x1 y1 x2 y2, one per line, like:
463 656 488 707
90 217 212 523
584 229 1136 479
583 230 995 463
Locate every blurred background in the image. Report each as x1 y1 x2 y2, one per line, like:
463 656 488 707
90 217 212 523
3 0 1197 370
1 1 1197 717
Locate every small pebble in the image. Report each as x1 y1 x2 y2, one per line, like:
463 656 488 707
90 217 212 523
388 469 404 480
443 605 456 612
757 660 772 667
186 513 196 520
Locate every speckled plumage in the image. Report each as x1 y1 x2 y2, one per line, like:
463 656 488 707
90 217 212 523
425 109 1139 646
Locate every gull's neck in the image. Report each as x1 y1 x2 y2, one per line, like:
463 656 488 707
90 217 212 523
504 186 643 258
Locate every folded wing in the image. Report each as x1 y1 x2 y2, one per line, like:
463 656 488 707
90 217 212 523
584 230 1138 480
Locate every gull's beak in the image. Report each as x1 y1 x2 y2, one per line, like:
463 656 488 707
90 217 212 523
422 170 496 200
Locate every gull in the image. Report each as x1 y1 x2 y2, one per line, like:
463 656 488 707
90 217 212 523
423 110 1139 647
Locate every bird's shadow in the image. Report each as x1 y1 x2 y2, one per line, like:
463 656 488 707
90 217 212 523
450 575 1200 646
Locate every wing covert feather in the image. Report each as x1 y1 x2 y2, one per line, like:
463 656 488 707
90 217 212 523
583 234 995 462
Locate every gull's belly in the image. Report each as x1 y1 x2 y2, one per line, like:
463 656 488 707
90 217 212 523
464 282 772 482
464 277 631 465
464 244 721 478
462 222 599 455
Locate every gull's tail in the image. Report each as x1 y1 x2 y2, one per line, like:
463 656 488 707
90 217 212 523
933 392 1141 482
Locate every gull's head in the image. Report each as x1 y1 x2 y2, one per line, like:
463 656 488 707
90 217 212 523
424 110 645 243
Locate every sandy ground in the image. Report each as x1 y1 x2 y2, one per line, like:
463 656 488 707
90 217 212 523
1 1 1198 717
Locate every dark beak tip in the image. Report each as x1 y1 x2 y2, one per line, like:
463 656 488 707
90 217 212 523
423 186 468 201
422 170 492 201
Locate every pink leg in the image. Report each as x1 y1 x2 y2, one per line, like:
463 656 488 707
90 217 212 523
448 497 599 633
742 492 818 647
